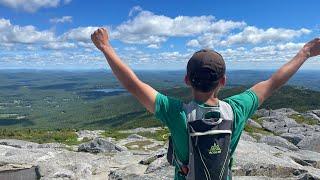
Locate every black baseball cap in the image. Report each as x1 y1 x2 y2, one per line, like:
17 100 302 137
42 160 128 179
187 49 226 92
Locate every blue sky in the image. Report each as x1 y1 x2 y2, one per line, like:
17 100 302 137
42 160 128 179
0 0 319 70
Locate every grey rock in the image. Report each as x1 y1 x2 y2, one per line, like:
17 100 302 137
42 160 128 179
234 176 298 180
36 150 110 180
0 144 110 179
76 130 104 141
247 119 262 128
262 118 288 134
288 126 315 136
297 133 320 153
37 143 66 149
259 135 299 151
145 156 169 174
303 112 320 122
255 108 298 118
272 108 299 116
251 133 264 140
119 127 163 134
52 169 75 179
2 120 320 180
0 165 39 180
0 163 34 171
139 148 167 165
109 164 174 180
112 151 147 167
310 110 320 118
255 109 273 117
0 139 39 149
297 166 320 180
297 173 320 180
261 116 300 134
108 164 147 180
78 137 127 153
145 165 175 180
234 140 307 178
240 132 257 142
280 133 305 145
286 150 320 169
301 123 315 130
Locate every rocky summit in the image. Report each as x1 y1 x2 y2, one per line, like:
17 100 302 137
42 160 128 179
0 108 320 180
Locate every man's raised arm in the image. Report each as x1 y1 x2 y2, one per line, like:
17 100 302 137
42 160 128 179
91 28 158 113
252 38 320 106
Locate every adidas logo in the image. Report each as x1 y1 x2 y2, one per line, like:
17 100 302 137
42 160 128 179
209 143 221 154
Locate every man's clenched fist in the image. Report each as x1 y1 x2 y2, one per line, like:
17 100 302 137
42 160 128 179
91 28 110 51
302 38 320 58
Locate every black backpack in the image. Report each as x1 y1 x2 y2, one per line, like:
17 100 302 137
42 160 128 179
167 100 234 180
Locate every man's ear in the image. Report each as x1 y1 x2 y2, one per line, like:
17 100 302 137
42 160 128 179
184 75 191 86
219 75 226 87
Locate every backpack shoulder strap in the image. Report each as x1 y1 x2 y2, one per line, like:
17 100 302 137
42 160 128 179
183 101 198 122
218 100 234 122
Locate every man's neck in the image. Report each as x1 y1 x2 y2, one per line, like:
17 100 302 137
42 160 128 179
192 89 219 106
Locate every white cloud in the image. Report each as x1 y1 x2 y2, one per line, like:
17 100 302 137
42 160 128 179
77 41 95 49
158 51 191 62
0 6 316 69
26 45 37 50
0 18 55 44
251 42 304 53
186 39 200 47
193 33 222 48
252 45 275 53
113 7 244 47
276 42 304 51
50 16 72 24
129 6 142 17
207 20 246 34
62 26 98 42
188 25 311 48
0 42 14 50
221 26 311 46
217 42 307 65
147 44 160 49
123 46 137 51
116 10 212 37
0 0 71 13
43 42 76 50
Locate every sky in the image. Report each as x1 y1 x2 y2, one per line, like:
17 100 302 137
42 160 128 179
0 0 319 70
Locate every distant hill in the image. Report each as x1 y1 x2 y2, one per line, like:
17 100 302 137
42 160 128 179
4 85 320 130
1 70 320 130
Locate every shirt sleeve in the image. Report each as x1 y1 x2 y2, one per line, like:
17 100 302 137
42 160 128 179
154 92 185 129
224 89 259 121
223 89 259 154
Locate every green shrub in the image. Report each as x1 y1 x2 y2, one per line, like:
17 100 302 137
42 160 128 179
289 114 319 125
0 129 79 145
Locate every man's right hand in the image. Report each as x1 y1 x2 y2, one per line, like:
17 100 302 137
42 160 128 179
91 28 110 51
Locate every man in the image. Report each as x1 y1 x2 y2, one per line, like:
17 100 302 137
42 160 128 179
91 28 320 180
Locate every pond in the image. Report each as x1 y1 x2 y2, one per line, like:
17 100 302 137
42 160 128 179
78 88 128 100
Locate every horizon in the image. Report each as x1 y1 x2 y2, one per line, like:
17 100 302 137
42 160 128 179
1 68 320 71
0 0 320 70
2 68 320 72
